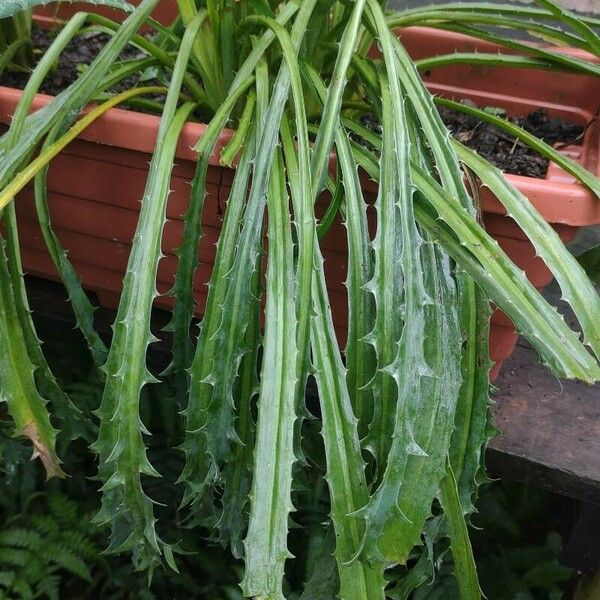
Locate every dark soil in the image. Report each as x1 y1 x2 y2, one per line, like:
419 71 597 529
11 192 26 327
0 28 146 96
362 104 586 179
438 104 585 178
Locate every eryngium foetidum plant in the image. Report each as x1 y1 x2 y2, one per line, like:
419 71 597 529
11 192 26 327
1 0 600 597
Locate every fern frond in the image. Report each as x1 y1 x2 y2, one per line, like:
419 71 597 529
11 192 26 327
0 493 100 598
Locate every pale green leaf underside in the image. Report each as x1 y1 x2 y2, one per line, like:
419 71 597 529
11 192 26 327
0 0 132 18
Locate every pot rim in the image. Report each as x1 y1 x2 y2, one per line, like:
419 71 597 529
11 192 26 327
2 22 599 226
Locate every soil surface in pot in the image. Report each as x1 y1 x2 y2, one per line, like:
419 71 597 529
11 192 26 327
438 105 585 178
0 28 147 96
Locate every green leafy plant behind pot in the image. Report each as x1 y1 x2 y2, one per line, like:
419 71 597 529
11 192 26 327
0 0 599 597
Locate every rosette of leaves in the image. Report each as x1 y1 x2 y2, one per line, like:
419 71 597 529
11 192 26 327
0 0 599 597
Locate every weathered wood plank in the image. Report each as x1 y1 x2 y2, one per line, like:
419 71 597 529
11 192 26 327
489 342 600 504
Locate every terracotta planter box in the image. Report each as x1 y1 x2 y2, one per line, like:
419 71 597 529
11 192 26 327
2 25 600 380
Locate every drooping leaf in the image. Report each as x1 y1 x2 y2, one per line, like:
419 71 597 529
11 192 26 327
450 292 495 514
241 150 298 600
92 100 196 574
217 259 262 558
310 245 387 599
0 0 132 19
91 12 203 573
179 130 257 520
411 167 600 382
0 239 63 480
181 4 314 525
295 61 386 599
438 100 600 198
34 128 108 371
439 461 482 600
357 1 446 567
0 12 101 451
454 141 600 363
163 73 253 410
360 28 406 481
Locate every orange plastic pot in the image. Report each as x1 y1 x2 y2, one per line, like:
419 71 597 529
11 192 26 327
2 26 600 380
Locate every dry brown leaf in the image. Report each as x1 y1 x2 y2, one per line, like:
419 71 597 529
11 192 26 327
23 422 66 480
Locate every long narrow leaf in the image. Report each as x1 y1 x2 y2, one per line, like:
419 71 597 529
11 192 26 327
439 98 600 197
34 127 108 370
0 0 131 18
454 141 600 363
0 12 99 450
241 150 298 600
0 239 63 479
390 11 588 50
533 0 600 57
91 10 203 573
241 5 319 596
310 247 387 600
439 461 482 600
217 260 262 558
351 2 456 569
163 74 254 409
429 22 600 78
390 2 600 29
412 167 600 382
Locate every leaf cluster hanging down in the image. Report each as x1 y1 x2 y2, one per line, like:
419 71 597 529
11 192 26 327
0 0 599 597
